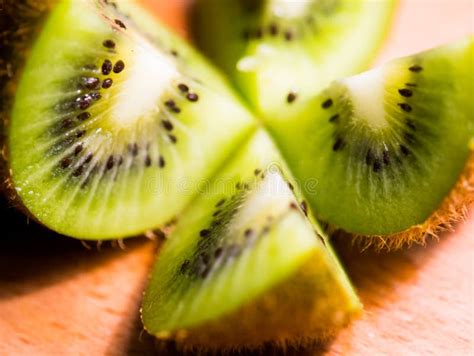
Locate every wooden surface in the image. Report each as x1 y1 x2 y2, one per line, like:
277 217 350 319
1 1 473 355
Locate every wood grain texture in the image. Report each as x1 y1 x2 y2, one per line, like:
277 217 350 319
1 0 473 355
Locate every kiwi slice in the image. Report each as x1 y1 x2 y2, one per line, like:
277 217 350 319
193 0 395 121
142 130 362 350
1 0 256 239
270 38 474 244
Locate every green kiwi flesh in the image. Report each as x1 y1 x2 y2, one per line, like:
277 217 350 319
193 0 396 122
271 38 474 236
141 130 361 350
5 0 256 239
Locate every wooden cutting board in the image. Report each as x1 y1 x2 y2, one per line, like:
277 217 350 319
1 1 472 355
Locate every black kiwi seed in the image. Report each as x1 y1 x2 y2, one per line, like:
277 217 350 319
113 60 125 73
200 252 210 264
284 30 294 41
288 182 294 191
114 19 127 29
102 39 116 49
102 59 113 75
269 23 278 36
170 49 179 57
74 144 83 156
329 114 339 123
90 92 101 101
200 229 210 238
77 112 91 121
398 88 413 97
254 168 261 176
244 228 253 238
60 118 73 129
301 201 308 216
322 99 333 109
186 93 199 102
409 65 423 73
84 153 93 164
118 156 124 166
214 247 223 258
106 156 115 170
158 155 165 168
406 119 416 130
165 99 176 108
76 95 92 110
82 77 100 90
373 159 382 173
398 103 412 113
145 155 152 167
215 198 226 207
76 130 86 138
400 144 410 156
61 157 72 169
162 120 173 131
171 106 181 113
255 28 263 38
289 202 298 210
168 134 177 144
73 165 84 177
287 91 297 103
102 78 113 89
242 29 251 40
332 138 344 152
177 83 189 93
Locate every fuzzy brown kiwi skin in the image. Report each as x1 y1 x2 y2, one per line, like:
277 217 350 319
0 0 56 218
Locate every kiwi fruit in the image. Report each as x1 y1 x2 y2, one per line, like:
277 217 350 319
141 130 362 351
192 0 396 122
0 0 256 239
269 38 474 248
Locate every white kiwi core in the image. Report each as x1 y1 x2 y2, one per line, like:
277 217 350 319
112 37 179 127
270 0 311 18
340 67 388 130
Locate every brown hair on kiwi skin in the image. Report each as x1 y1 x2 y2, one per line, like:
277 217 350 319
344 152 474 251
0 0 56 213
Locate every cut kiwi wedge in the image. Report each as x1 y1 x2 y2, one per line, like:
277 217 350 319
142 130 362 350
193 0 396 121
2 0 256 239
271 38 474 243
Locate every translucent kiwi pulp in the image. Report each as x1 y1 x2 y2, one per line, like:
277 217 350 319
141 131 361 350
193 0 395 121
6 0 256 239
271 38 474 237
